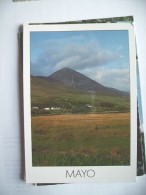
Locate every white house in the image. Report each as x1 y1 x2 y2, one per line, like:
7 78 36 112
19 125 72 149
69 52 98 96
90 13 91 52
51 107 60 110
32 106 39 109
43 107 50 111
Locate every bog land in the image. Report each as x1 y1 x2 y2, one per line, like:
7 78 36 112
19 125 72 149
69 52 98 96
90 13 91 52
32 112 130 166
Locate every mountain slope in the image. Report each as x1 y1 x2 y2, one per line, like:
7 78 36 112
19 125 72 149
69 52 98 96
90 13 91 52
31 70 130 115
46 67 129 96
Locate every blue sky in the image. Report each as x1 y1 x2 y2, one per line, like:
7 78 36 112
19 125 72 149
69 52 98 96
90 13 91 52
30 30 130 92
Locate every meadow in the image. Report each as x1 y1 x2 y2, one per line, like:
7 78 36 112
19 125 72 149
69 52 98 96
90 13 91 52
32 112 130 166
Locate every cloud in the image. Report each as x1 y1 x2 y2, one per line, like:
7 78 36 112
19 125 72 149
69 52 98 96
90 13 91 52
91 68 130 92
31 37 121 76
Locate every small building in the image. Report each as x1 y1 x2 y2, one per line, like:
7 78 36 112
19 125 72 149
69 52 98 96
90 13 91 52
51 107 60 110
85 104 92 108
43 107 50 111
32 106 39 109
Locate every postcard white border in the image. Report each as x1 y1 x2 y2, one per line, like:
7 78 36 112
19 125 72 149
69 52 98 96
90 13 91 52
23 23 137 183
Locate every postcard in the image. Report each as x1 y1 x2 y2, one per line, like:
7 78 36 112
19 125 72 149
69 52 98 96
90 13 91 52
23 23 137 183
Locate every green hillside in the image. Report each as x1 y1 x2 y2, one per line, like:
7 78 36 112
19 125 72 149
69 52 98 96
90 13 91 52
31 76 130 116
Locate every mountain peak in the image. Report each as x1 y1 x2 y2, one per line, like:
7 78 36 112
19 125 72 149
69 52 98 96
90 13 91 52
62 67 72 70
56 67 74 74
50 67 74 74
47 67 110 93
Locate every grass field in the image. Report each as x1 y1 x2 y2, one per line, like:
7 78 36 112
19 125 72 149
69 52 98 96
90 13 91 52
32 112 130 166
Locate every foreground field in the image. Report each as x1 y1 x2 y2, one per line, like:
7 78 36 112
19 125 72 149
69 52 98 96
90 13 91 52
32 113 130 166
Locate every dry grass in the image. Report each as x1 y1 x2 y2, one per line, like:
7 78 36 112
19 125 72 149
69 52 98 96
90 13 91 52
31 113 130 166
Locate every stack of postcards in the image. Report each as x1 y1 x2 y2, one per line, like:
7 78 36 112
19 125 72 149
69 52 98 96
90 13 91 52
21 16 145 184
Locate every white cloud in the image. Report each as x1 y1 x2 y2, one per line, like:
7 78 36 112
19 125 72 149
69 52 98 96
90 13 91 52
91 68 130 92
31 38 121 76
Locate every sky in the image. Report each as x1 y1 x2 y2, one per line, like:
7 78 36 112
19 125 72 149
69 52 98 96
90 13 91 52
30 29 130 92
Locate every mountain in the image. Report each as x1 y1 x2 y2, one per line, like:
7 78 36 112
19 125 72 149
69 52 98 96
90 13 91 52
43 67 129 96
31 68 130 115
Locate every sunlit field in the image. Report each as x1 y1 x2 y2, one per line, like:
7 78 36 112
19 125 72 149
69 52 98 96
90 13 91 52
31 112 130 166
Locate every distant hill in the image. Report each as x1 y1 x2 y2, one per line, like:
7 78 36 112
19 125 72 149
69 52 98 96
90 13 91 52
31 68 130 115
